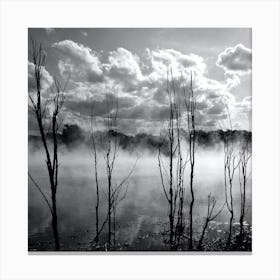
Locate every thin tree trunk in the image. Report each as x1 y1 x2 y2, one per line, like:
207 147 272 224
169 135 174 246
227 211 233 248
197 222 208 250
188 75 196 251
108 171 112 246
51 195 60 251
29 40 67 251
189 162 194 250
113 205 116 249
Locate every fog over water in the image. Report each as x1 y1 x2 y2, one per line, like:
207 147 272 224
28 143 251 250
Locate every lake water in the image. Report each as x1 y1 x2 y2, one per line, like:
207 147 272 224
28 146 252 251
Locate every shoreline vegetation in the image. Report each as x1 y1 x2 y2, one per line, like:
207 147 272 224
29 127 252 153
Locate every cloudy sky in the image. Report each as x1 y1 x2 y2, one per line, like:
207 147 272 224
28 28 252 135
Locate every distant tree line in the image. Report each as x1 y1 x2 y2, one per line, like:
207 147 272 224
29 124 252 154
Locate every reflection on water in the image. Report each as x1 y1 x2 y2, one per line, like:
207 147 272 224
28 148 252 251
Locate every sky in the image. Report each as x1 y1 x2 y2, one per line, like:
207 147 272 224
28 28 252 135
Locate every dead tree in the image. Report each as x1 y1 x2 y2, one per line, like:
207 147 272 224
183 72 196 250
90 94 137 250
103 99 118 247
174 79 188 248
223 104 240 249
224 140 239 248
197 193 225 250
158 69 188 250
90 108 101 243
29 40 68 251
158 70 177 249
237 145 251 247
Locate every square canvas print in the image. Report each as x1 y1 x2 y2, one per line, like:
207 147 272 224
28 28 252 252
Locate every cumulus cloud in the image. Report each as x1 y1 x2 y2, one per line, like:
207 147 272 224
52 40 103 83
34 39 251 133
28 61 54 92
104 48 145 93
144 48 206 83
216 44 252 74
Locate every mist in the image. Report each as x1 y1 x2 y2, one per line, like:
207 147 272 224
28 140 251 251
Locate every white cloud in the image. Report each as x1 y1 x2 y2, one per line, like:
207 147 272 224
43 40 251 133
52 40 103 83
105 47 144 90
144 48 206 83
216 44 252 74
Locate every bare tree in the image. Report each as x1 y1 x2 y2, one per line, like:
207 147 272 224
29 40 68 251
222 104 240 249
183 72 196 250
103 97 118 247
197 193 225 250
224 140 239 248
174 77 189 248
90 94 137 250
90 107 101 243
174 114 185 246
158 69 188 250
158 69 178 249
237 145 251 247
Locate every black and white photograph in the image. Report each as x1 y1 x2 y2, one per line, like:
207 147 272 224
28 28 252 252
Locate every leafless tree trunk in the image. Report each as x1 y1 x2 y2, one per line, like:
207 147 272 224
183 73 196 250
197 193 225 250
29 40 68 251
174 77 189 248
104 101 118 247
237 145 251 247
158 70 177 248
158 69 188 250
90 109 100 243
104 118 137 249
223 105 240 249
90 94 137 250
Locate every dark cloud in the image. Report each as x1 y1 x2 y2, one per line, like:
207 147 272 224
64 93 136 117
206 102 225 115
207 92 220 100
196 100 208 110
153 86 168 105
118 102 170 121
204 119 216 128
